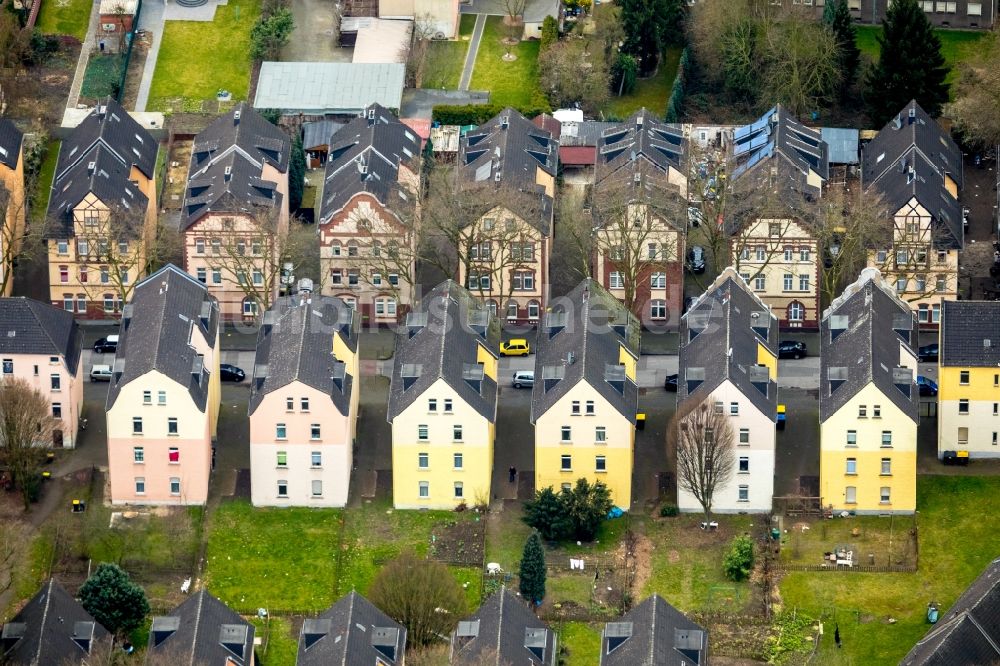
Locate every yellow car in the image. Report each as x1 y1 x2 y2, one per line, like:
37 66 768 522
499 339 531 357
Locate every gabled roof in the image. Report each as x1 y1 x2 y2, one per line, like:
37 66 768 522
0 118 23 170
388 280 500 422
819 268 918 423
731 105 828 199
183 102 289 229
530 279 640 424
249 291 358 415
47 97 155 227
297 591 405 665
458 108 557 236
862 100 964 250
941 301 1000 367
0 297 84 376
106 265 219 411
595 109 686 184
147 590 254 665
678 268 778 421
319 104 420 225
0 579 110 665
902 557 1000 665
600 594 707 666
450 587 556 666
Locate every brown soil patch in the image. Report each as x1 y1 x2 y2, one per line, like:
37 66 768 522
430 519 485 566
668 549 681 563
630 533 653 595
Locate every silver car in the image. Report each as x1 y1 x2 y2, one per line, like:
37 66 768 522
512 371 534 389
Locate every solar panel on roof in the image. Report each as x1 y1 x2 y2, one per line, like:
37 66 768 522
750 113 771 133
733 124 752 141
749 133 770 150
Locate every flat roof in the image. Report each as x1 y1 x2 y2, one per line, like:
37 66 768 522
253 62 406 115
352 19 412 64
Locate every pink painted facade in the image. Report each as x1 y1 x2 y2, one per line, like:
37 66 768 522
0 352 83 448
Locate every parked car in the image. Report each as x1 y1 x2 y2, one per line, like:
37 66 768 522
512 370 534 389
93 335 119 354
686 245 706 274
688 206 704 228
917 375 938 396
918 343 939 362
777 340 807 360
664 373 678 392
90 364 113 382
220 364 245 382
500 339 531 357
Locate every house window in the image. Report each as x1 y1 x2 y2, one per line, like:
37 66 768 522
651 272 666 289
738 456 749 473
788 301 804 321
586 401 594 415
514 271 534 291
311 451 322 467
896 278 907 293
388 273 399 286
756 246 766 261
754 274 766 291
100 266 109 283
859 405 867 418
428 399 437 412
799 248 810 262
242 298 259 317
79 266 88 283
419 481 429 498
528 301 540 320
371 273 383 286
595 455 606 472
211 238 221 255
609 272 624 289
331 242 342 256
312 480 323 497
0 359 10 375
846 430 856 446
348 270 360 286
47 401 60 419
277 451 287 466
738 485 749 502
595 427 607 443
57 240 68 254
276 423 287 439
572 401 580 415
418 424 429 440
783 274 793 291
347 241 359 257
76 296 86 314
561 454 572 471
331 269 342 285
561 426 571 442
310 424 321 440
132 417 142 434
918 304 929 323
880 487 891 504
882 431 892 447
62 296 73 312
769 223 781 237
252 270 264 286
195 238 205 254
444 399 453 413
881 458 892 475
932 304 941 323
168 446 179 463
730 402 739 416
506 301 519 319
799 274 809 291
959 399 969 414
873 405 880 418
959 427 969 445
714 401 724 414
969 2 983 15
301 397 309 411
453 425 463 441
846 458 857 474
647 243 659 260
170 478 180 495
418 452 429 468
277 480 288 497
454 453 463 469
454 482 464 499
783 246 793 261
59 266 69 283
960 370 970 385
135 477 145 494
845 486 857 504
650 300 666 319
212 269 222 285
133 447 144 463
739 428 749 444
143 390 152 405
168 419 178 435
196 268 206 283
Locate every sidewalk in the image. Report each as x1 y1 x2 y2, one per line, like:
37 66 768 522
65 0 102 109
133 0 166 111
458 13 485 91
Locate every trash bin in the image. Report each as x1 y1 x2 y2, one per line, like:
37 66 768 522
776 404 786 431
636 413 646 431
957 450 970 466
942 450 957 465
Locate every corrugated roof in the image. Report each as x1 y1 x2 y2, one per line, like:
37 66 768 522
302 120 345 151
820 127 860 165
253 62 406 115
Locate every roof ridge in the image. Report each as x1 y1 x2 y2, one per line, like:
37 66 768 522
341 590 356 666
24 300 65 357
33 578 55 664
648 592 658 665
188 589 205 666
494 585 505 666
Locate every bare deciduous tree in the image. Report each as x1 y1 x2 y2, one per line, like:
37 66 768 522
947 29 1000 149
0 520 29 597
670 396 736 519
539 38 610 114
0 378 56 509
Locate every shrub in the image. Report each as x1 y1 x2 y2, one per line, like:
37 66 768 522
519 532 546 604
723 535 755 582
523 479 614 542
78 563 150 635
431 102 551 125
659 504 678 517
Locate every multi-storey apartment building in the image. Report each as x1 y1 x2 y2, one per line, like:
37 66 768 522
0 119 25 296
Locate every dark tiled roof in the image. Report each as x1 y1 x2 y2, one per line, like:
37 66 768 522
106 265 219 411
600 594 707 666
0 579 110 665
530 279 640 423
450 587 556 666
249 292 358 415
0 118 23 170
387 280 500 423
730 105 828 199
183 103 290 230
902 557 1000 665
678 268 778 421
302 119 345 151
941 301 1000 367
297 591 406 666
319 104 420 225
0 297 83 376
862 100 964 250
47 97 155 230
595 109 685 183
458 108 557 236
819 268 919 423
147 590 254 665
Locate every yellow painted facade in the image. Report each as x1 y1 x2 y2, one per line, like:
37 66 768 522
756 341 777 380
0 140 25 296
820 383 917 513
332 326 361 443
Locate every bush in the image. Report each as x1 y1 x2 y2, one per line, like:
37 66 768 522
249 7 294 61
659 504 678 517
78 563 150 635
723 535 755 582
523 479 614 542
519 532 546 604
431 102 551 126
540 15 559 51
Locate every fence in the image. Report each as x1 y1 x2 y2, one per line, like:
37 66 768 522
778 563 917 574
113 0 142 103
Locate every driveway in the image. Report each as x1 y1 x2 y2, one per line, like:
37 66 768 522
282 0 350 62
133 0 165 111
400 88 490 119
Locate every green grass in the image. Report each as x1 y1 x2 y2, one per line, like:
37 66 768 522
602 47 682 120
146 0 260 111
779 476 1000 664
547 574 594 606
81 54 123 99
204 501 343 612
780 515 917 568
469 16 546 108
485 503 533 568
31 140 60 223
35 0 93 40
252 617 298 666
855 25 989 88
421 40 468 89
556 621 602 666
459 13 476 37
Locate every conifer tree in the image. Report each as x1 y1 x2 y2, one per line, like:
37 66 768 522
519 532 546 604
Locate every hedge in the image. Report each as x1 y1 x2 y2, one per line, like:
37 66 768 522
665 47 690 124
432 102 551 126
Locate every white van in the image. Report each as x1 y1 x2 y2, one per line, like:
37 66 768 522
512 371 534 389
90 364 113 382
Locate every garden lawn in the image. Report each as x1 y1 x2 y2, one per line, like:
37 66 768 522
421 40 468 89
81 54 122 99
252 617 298 666
855 26 989 88
460 13 476 37
469 16 546 108
35 0 92 40
31 140 60 223
146 0 260 111
204 501 343 612
780 514 917 568
779 476 1000 664
556 622 602 666
602 47 682 120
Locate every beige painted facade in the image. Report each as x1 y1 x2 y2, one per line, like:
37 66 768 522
867 199 959 327
0 352 84 448
0 141 25 296
379 0 459 37
731 218 820 328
